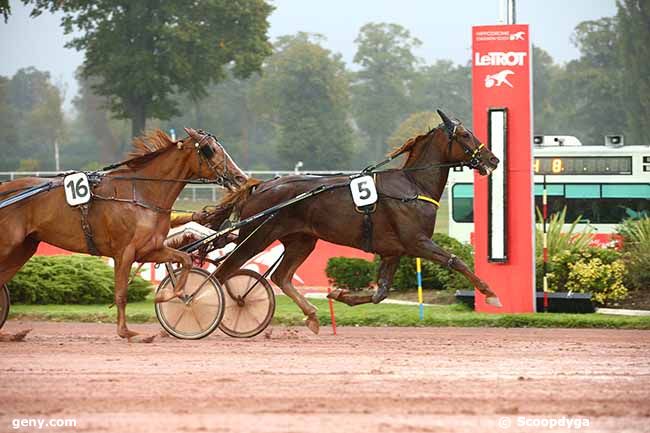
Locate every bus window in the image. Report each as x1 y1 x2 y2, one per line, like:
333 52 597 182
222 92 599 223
452 184 474 223
458 183 649 224
600 184 650 221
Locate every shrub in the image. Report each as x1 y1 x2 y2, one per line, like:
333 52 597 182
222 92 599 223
392 233 474 291
538 247 628 305
618 217 650 290
7 255 152 304
325 257 375 290
535 206 593 258
566 258 628 306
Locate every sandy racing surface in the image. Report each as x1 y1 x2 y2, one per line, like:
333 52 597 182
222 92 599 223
1 321 649 433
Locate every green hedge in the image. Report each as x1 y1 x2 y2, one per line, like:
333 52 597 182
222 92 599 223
392 233 474 291
325 257 375 290
7 255 152 304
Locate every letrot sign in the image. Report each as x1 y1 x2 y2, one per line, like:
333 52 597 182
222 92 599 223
471 24 535 313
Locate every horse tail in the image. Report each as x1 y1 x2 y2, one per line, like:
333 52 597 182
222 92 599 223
169 178 262 229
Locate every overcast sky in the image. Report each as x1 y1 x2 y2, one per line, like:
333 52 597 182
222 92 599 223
0 0 617 109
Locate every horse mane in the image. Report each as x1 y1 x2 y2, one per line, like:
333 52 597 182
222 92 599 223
124 129 178 169
219 178 262 210
386 124 442 166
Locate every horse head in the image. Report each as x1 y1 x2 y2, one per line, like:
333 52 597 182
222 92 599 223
436 109 499 176
183 127 248 190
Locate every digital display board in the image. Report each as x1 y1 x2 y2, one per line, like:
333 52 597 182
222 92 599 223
533 156 632 175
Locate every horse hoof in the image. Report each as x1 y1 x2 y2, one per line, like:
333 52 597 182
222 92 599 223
372 290 387 304
305 315 320 335
486 296 503 308
0 329 32 342
327 289 346 300
128 334 156 343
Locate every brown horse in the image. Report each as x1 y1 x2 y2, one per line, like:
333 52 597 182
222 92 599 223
0 128 247 341
177 111 502 333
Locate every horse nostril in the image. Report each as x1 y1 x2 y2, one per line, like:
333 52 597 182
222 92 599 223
490 156 499 165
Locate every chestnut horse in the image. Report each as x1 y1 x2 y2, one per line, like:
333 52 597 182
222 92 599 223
178 111 502 333
0 128 247 341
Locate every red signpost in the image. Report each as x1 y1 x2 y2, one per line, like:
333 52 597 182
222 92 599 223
471 24 535 313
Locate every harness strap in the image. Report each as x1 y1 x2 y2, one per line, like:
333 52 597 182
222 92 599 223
78 203 100 256
416 195 441 207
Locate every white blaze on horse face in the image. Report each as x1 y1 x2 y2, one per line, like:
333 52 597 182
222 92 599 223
222 149 248 183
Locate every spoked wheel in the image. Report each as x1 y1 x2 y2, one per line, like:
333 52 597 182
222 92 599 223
155 267 225 340
219 269 275 338
0 284 9 330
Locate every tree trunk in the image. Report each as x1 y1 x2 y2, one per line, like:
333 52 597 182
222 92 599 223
131 103 147 138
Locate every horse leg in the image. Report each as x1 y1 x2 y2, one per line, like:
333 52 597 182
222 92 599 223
138 247 193 303
0 237 39 287
113 247 155 342
409 236 502 307
328 256 400 306
0 238 38 341
270 234 320 334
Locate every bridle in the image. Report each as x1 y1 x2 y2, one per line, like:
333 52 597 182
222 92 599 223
444 123 485 171
192 130 239 190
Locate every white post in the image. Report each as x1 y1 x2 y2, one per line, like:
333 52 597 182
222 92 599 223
54 140 60 171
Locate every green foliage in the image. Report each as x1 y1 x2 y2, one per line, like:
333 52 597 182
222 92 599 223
618 217 650 290
538 248 627 305
409 61 472 130
616 1 650 144
0 67 64 170
325 257 375 291
566 258 628 305
11 296 650 329
351 23 421 161
535 206 593 258
254 33 354 170
7 255 151 304
25 0 273 135
618 216 650 245
387 111 439 151
392 234 474 291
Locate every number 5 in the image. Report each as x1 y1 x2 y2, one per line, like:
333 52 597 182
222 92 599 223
357 181 371 200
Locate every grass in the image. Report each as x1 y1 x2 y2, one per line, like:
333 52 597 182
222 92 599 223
8 295 650 329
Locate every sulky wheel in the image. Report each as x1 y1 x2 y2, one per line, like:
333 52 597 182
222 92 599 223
219 269 275 338
0 284 9 330
155 267 225 340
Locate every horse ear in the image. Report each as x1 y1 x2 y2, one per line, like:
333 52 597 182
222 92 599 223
184 127 200 141
437 109 454 134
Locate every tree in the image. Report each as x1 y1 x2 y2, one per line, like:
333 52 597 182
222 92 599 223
351 23 422 161
1 0 9 22
161 71 276 169
253 33 353 170
386 111 439 151
544 18 625 144
25 0 273 137
532 45 562 136
0 67 64 170
617 0 650 144
409 61 472 129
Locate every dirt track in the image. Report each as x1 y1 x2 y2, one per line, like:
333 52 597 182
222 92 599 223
1 321 649 433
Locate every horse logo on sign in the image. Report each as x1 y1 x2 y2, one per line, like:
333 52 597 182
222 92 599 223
484 70 515 88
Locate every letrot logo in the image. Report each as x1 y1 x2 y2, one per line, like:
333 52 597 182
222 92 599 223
474 51 527 67
484 70 514 88
509 31 525 40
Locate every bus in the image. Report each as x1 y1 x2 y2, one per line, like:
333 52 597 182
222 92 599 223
448 136 650 245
